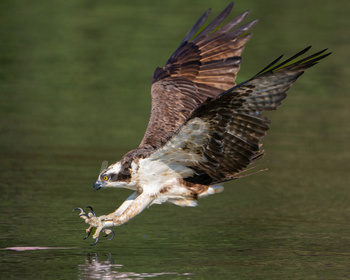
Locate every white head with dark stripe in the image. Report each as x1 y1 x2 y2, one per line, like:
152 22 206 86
93 161 135 190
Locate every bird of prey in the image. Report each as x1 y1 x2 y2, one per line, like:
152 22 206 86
74 2 330 245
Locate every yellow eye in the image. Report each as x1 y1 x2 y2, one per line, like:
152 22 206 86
102 175 109 181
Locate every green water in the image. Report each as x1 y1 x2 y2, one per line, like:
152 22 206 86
1 0 349 279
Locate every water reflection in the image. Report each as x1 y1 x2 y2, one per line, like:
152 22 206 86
78 253 193 279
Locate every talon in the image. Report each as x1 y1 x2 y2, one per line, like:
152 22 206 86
90 238 99 246
79 213 89 218
85 206 96 217
73 207 84 214
103 229 115 241
83 231 91 240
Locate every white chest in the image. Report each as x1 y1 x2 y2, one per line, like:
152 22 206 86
132 158 194 196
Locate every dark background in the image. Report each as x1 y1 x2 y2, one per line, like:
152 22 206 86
1 1 349 279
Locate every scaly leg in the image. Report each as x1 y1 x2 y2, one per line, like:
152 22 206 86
88 191 139 239
111 191 139 217
74 191 153 245
108 192 154 226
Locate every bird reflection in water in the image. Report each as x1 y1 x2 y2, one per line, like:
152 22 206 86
78 253 193 279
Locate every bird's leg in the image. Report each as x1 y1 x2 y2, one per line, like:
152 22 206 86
107 192 154 227
105 191 140 218
91 191 139 242
89 192 154 241
73 191 154 244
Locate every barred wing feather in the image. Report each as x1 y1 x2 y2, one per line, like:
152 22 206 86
140 3 257 149
151 48 330 185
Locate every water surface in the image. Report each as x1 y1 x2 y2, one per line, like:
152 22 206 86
1 0 350 279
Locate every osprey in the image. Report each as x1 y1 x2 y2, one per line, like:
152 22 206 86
74 2 330 245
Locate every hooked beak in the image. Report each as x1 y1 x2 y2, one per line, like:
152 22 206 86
93 181 106 191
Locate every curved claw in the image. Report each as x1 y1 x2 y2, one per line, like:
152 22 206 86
85 206 96 217
79 213 89 218
85 206 94 211
83 230 91 240
73 207 84 214
90 238 99 246
104 230 115 241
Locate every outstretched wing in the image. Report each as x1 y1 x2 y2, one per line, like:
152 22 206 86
140 2 257 149
149 47 331 185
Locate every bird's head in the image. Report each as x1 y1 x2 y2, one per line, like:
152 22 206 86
93 161 135 191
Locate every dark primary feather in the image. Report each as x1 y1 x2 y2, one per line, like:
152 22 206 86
194 2 234 38
133 2 330 185
182 48 331 184
140 3 257 149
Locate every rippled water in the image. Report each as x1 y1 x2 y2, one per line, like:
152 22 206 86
1 0 350 279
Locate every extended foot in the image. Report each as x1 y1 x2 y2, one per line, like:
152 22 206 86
73 206 115 246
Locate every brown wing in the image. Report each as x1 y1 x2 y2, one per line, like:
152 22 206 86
140 3 257 149
150 48 330 185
